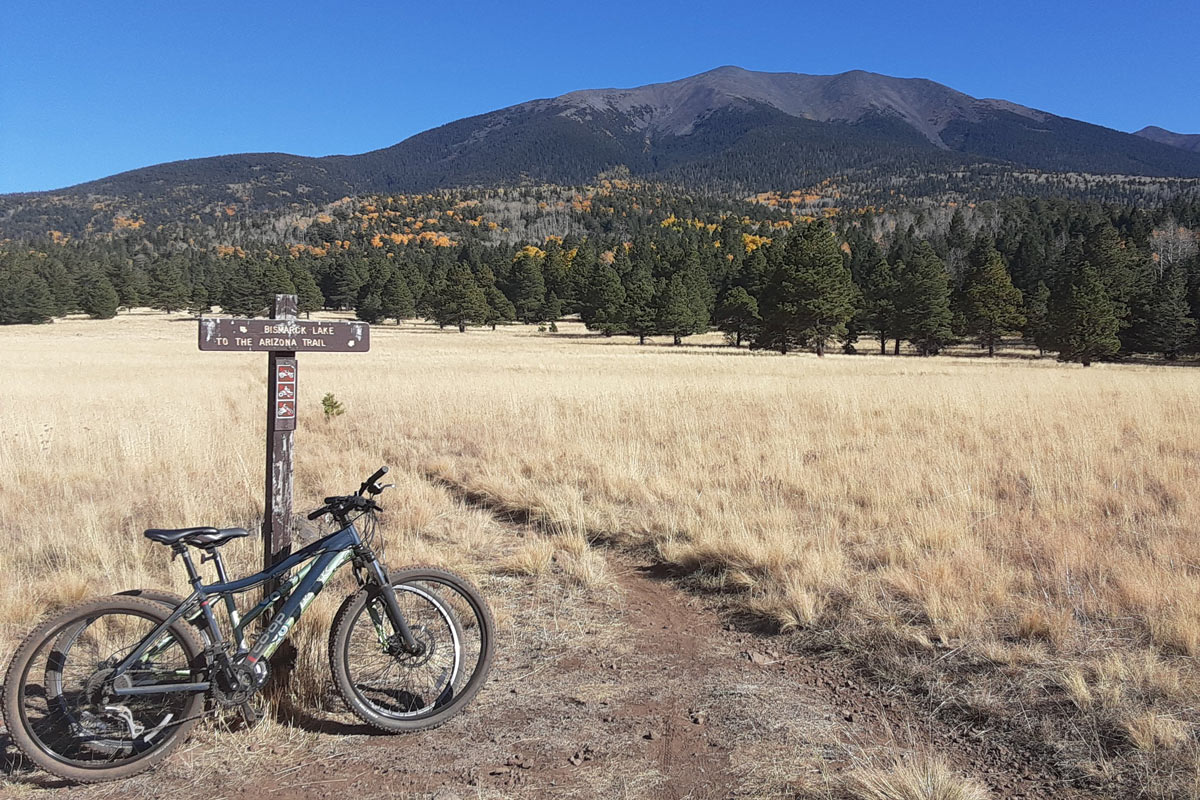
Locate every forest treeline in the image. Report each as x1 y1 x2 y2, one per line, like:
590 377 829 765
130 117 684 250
3 186 1200 365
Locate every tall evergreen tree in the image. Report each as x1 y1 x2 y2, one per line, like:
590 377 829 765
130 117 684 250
964 249 1025 356
714 287 759 347
328 256 364 310
1024 281 1054 356
440 265 488 332
1055 263 1121 366
356 291 384 324
477 265 514 329
580 260 625 335
897 243 954 356
292 266 325 317
860 255 899 354
622 258 656 344
654 252 710 345
79 268 119 319
147 258 189 312
221 262 261 317
0 259 56 324
754 223 856 356
36 258 75 316
541 243 570 306
510 251 546 323
1145 262 1195 360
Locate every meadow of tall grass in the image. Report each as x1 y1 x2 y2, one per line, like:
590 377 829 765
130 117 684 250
3 312 1199 794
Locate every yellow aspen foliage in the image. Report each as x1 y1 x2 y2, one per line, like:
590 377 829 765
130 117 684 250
112 215 145 230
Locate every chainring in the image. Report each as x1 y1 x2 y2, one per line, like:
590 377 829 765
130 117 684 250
211 659 269 708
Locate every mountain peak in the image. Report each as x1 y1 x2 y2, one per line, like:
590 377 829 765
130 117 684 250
1134 125 1200 153
550 66 1042 144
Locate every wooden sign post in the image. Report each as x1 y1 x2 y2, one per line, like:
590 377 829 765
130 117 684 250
199 295 370 591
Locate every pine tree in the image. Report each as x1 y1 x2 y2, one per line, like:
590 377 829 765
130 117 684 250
655 274 694 346
79 268 119 319
897 243 954 356
356 291 384 324
0 259 55 324
329 256 364 310
147 258 189 312
947 208 970 252
1146 262 1195 360
221 263 261 317
380 271 416 324
187 283 211 317
1082 222 1137 328
510 251 546 323
583 261 626 336
541 243 570 305
622 258 656 344
476 265 514 329
541 292 562 323
1056 264 1121 367
714 287 759 346
752 223 855 356
860 255 899 354
441 265 488 332
654 252 710 345
964 249 1025 356
109 256 142 309
1024 281 1053 356
36 257 75 316
293 266 324 318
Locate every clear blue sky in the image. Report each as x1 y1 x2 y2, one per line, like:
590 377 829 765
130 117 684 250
2 0 1197 194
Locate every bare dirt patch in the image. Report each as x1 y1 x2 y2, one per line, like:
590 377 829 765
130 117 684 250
3 532 1086 799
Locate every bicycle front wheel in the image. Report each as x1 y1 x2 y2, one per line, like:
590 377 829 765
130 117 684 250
329 565 494 732
2 595 206 783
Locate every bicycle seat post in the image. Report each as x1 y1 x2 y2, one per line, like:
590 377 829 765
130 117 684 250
172 545 204 590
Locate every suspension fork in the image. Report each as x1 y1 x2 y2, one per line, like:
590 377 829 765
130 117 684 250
360 553 420 653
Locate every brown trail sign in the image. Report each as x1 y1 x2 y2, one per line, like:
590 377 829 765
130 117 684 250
198 295 370 592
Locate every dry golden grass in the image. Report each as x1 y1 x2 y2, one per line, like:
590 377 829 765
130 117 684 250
3 312 1200 793
842 755 992 800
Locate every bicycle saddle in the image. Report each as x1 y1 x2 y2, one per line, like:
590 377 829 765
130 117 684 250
143 526 250 548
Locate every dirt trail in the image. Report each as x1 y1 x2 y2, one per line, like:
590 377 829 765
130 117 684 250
3 523 1084 799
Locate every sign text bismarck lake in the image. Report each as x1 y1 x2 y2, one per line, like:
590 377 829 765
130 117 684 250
198 318 370 352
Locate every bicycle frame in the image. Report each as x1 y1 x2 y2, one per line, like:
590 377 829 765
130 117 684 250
109 521 405 697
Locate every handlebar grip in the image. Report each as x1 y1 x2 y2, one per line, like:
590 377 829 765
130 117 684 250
359 466 389 495
307 508 326 520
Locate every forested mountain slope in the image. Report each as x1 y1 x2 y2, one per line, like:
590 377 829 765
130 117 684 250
5 67 1200 239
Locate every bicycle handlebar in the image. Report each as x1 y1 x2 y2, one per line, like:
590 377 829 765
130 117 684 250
308 467 390 521
359 466 389 496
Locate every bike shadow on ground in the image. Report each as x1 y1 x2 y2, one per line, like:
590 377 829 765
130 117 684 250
271 706 379 737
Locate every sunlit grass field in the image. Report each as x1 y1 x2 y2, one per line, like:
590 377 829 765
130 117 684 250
3 312 1199 794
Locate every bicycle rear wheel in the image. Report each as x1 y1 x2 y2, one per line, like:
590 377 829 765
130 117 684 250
329 565 494 732
2 595 207 782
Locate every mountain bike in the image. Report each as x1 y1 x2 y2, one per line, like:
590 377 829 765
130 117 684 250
2 467 494 783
